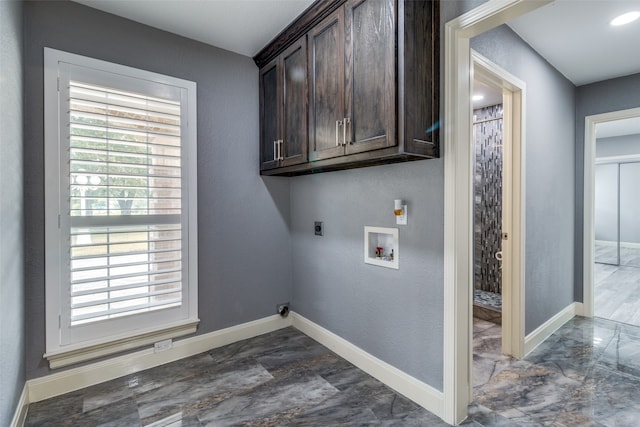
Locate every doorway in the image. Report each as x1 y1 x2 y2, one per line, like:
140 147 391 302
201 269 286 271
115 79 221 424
470 50 525 374
443 1 550 423
584 109 640 327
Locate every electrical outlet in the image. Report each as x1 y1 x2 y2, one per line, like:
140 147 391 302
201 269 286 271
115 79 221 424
314 221 323 236
154 338 172 353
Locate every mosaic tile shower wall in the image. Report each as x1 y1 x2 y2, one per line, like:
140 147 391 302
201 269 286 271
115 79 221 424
473 105 503 295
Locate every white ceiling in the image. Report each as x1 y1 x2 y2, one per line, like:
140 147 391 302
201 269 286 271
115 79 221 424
73 0 640 81
73 0 640 137
508 0 640 86
72 0 315 57
475 0 640 137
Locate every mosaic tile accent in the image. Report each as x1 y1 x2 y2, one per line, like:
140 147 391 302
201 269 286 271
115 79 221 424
473 105 503 295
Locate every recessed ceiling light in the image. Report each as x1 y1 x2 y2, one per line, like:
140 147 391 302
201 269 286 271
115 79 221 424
610 11 640 26
472 94 484 101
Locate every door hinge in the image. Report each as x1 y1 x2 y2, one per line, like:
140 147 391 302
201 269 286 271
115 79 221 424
58 315 61 328
58 214 61 228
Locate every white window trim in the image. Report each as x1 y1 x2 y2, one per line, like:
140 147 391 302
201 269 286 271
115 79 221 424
44 48 199 368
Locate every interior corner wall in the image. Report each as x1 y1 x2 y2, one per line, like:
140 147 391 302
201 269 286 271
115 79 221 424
471 25 576 335
0 0 25 424
575 73 640 299
23 0 292 380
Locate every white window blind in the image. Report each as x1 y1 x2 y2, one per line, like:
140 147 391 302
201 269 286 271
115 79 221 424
44 48 198 366
69 82 183 325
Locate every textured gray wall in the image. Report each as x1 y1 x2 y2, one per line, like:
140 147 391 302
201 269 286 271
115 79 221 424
0 0 25 424
575 73 640 300
471 26 576 334
596 134 640 158
24 0 292 379
290 161 445 389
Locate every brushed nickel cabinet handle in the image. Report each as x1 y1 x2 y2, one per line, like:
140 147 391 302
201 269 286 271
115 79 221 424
279 139 284 161
343 117 351 146
336 120 344 147
273 140 278 161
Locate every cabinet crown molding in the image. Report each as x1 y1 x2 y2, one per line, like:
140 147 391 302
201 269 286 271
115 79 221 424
253 0 346 68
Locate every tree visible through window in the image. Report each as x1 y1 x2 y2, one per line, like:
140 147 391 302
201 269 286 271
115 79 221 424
44 48 198 364
68 81 183 325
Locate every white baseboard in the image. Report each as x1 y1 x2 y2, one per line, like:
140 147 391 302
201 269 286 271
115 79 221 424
291 312 445 420
27 314 292 403
19 312 445 424
10 384 29 427
595 240 617 247
595 240 640 249
574 302 585 317
524 302 580 355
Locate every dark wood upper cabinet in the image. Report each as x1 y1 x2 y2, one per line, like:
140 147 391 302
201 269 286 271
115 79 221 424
308 8 345 162
255 0 439 176
344 0 395 155
259 39 308 171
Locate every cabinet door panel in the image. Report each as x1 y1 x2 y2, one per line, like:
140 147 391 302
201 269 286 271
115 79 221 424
345 0 395 155
282 40 308 167
308 9 345 162
403 0 439 157
259 61 280 170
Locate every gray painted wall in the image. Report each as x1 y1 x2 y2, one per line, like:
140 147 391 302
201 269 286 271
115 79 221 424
0 0 25 424
471 26 576 334
290 161 446 389
575 73 640 300
24 0 292 379
596 134 640 158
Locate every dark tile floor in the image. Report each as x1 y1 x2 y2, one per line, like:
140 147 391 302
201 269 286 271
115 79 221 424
24 316 640 426
471 316 640 426
24 328 450 426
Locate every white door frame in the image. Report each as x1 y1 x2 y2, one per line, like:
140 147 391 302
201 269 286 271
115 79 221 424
582 107 640 318
443 1 551 424
472 50 526 360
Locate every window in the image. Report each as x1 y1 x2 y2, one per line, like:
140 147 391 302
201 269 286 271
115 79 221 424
44 48 198 368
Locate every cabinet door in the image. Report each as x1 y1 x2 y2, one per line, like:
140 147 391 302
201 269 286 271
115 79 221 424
259 59 281 171
344 0 396 155
308 8 346 162
281 39 308 167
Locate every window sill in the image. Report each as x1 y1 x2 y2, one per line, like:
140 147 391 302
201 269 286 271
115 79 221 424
44 319 200 369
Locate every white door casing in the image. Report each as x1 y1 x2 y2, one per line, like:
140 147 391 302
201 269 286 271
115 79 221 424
443 1 551 424
582 107 640 319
